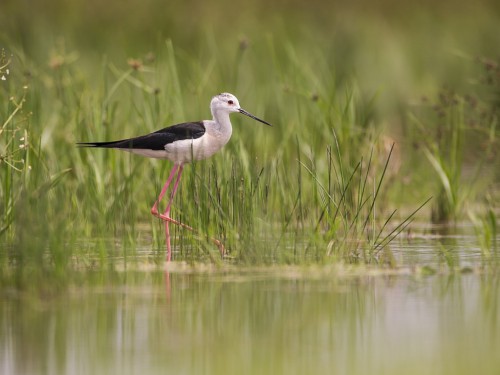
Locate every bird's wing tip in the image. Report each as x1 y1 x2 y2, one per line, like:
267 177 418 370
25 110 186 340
76 142 97 147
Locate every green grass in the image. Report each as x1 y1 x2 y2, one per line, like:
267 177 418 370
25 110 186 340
1 0 500 288
409 65 499 223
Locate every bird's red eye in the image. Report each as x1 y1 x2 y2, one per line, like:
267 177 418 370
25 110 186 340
228 100 234 105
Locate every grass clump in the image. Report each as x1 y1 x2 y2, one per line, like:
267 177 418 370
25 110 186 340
409 57 499 223
0 86 29 235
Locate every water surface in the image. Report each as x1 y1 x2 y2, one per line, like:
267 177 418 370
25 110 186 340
1 230 499 375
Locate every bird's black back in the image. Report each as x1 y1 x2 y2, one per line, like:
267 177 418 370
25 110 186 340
77 122 206 150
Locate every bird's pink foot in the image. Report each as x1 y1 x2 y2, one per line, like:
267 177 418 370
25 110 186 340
156 213 195 232
152 211 225 258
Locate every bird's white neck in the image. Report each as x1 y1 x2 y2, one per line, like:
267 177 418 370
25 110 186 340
211 109 233 134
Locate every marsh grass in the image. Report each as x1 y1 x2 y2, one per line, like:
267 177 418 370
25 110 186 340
1 86 30 230
409 58 499 223
2 50 413 274
1 0 500 289
469 199 498 261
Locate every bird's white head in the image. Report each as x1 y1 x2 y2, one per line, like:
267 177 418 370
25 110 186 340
210 92 241 114
210 92 272 126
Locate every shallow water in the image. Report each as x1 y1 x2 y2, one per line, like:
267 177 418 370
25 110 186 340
1 229 499 375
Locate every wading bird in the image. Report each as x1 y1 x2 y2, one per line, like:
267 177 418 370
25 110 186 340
78 93 272 261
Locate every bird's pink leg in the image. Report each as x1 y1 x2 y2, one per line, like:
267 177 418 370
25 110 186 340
151 164 191 227
163 165 184 217
154 165 195 230
151 164 179 216
151 164 191 260
152 164 226 258
165 220 172 262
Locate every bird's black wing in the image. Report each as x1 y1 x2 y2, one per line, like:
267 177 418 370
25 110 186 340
77 122 206 150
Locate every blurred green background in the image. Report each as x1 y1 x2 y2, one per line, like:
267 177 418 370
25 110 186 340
4 0 500 106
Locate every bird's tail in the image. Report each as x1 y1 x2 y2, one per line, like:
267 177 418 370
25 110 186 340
76 141 125 148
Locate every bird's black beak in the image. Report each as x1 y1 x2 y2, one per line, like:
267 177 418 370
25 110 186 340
239 108 272 126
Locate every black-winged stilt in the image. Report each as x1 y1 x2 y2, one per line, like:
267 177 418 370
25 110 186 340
78 93 272 261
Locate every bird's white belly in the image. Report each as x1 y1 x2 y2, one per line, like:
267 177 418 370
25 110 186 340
122 134 229 163
165 135 227 163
